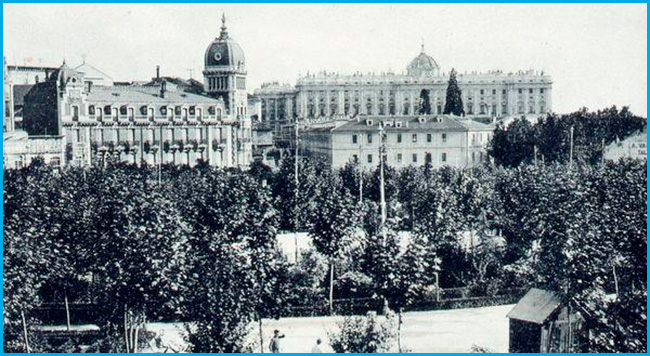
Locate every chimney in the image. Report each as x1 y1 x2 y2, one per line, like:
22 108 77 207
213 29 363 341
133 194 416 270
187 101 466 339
156 65 160 80
160 80 166 98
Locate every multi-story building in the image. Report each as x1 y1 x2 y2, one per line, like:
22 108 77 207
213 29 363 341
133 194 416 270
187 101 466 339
603 125 647 161
3 57 65 169
300 114 494 169
6 14 252 169
254 46 552 136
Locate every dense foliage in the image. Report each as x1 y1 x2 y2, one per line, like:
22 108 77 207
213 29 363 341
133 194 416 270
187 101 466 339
3 149 646 352
488 106 646 167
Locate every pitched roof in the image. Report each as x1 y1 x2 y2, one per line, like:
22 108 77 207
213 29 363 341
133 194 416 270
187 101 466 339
330 115 494 133
75 62 113 82
507 288 562 324
86 86 220 105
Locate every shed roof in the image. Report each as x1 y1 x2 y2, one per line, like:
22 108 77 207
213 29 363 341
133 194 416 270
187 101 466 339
507 288 562 324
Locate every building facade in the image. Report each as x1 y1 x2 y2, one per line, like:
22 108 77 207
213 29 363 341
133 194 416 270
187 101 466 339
5 14 252 169
300 114 494 169
254 46 552 136
603 125 647 161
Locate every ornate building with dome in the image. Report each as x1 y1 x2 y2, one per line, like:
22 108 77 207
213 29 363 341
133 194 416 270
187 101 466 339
253 45 553 138
5 14 252 169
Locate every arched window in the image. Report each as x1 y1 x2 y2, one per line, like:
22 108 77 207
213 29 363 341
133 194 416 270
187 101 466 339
104 105 112 115
140 106 148 116
160 106 167 116
120 105 128 116
88 105 96 116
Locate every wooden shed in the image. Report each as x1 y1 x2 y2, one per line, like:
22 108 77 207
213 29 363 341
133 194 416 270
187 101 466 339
507 288 590 353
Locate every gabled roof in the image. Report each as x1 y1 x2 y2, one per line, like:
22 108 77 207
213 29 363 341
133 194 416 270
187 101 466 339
75 62 114 82
507 288 562 324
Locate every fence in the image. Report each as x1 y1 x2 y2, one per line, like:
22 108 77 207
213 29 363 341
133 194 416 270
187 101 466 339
32 287 528 324
285 287 528 317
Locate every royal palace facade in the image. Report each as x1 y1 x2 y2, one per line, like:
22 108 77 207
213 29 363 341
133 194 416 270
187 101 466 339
254 46 553 137
3 15 252 169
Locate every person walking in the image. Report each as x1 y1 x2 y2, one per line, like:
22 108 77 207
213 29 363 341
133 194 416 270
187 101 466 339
311 338 324 353
269 329 285 353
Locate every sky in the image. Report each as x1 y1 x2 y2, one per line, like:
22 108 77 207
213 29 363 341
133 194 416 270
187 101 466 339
3 3 647 116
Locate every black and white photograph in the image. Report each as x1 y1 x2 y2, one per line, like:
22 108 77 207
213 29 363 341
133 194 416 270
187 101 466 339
2 2 647 353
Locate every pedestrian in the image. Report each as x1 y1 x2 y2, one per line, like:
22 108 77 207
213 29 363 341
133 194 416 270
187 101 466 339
311 338 324 353
269 329 285 353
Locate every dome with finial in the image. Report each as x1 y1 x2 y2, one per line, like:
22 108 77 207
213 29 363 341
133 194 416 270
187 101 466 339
204 13 246 70
407 44 439 77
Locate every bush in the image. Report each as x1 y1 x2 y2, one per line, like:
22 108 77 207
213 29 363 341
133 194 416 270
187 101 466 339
328 311 397 353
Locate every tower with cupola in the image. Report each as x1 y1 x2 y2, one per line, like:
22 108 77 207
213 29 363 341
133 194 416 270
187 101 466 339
203 13 248 118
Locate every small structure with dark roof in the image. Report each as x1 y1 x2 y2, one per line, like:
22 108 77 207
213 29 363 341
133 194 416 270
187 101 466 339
507 288 591 353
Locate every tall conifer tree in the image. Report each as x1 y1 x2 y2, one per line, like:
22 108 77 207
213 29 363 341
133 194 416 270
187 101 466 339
443 68 465 116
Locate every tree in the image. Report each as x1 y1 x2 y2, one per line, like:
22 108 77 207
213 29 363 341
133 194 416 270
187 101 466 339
181 172 285 352
89 166 188 353
361 226 436 352
307 174 361 314
443 68 465 116
487 118 536 167
3 162 61 352
418 89 432 115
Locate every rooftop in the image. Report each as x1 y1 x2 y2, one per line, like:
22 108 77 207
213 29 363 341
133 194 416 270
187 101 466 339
506 288 562 324
86 86 220 104
323 115 495 133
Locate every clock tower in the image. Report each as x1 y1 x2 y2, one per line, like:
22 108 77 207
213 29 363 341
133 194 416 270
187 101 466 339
203 14 247 118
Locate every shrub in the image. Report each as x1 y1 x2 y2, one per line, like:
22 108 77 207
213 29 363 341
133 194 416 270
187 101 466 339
328 311 397 353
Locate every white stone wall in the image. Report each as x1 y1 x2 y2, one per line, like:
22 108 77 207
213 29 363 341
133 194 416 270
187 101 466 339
327 128 492 169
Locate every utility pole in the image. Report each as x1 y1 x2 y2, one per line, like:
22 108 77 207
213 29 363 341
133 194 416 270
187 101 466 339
358 139 363 203
294 121 300 264
379 124 387 228
534 145 538 167
569 126 574 170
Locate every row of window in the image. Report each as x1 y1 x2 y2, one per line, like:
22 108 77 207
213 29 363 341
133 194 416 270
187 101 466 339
304 87 547 102
466 102 547 115
353 151 487 165
305 101 546 118
354 152 448 164
352 133 448 145
78 105 223 121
